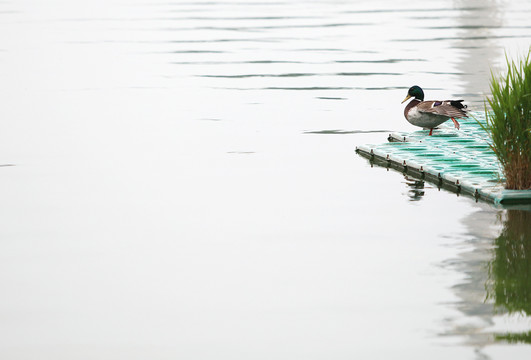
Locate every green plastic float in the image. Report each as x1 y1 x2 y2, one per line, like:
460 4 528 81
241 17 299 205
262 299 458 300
356 112 531 205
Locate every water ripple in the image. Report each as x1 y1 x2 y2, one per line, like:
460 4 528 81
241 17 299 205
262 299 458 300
335 58 425 64
171 50 226 53
345 7 487 14
316 97 347 100
171 60 307 65
163 15 320 20
303 130 391 134
212 86 408 91
197 72 401 78
395 34 531 42
167 37 296 43
160 22 370 31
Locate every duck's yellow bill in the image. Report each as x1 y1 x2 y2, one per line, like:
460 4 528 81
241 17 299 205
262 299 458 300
401 94 412 104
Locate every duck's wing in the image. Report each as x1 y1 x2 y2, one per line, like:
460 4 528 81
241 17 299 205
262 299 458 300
417 100 468 118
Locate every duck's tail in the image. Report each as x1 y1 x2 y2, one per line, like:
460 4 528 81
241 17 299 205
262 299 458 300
447 100 468 117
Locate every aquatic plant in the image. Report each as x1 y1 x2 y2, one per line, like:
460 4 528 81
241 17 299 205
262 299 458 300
484 51 531 190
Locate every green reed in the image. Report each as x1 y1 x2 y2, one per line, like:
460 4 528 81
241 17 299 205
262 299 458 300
484 51 531 190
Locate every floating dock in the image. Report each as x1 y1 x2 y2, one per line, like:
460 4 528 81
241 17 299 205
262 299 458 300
356 112 531 205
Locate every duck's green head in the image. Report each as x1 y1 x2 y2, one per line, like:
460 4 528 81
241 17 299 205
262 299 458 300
401 85 424 103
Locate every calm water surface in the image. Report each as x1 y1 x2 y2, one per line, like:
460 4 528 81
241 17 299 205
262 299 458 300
1 0 531 359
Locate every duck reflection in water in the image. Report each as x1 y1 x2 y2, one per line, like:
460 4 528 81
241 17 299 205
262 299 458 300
488 210 531 343
403 175 425 201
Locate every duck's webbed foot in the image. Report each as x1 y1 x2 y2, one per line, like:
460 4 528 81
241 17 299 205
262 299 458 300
451 117 460 130
429 128 433 136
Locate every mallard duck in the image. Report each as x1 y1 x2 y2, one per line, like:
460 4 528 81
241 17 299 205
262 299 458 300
401 85 467 136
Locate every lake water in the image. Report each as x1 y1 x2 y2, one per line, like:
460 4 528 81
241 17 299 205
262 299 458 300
1 0 531 359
